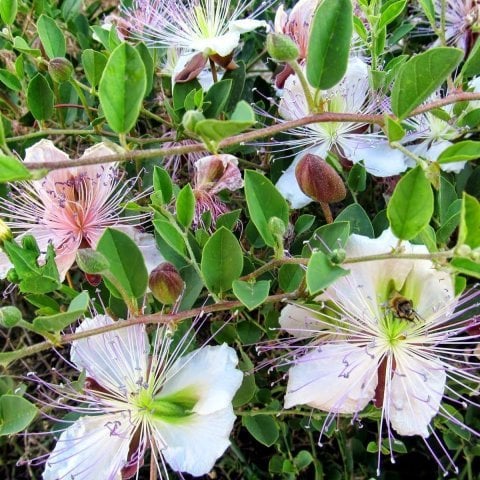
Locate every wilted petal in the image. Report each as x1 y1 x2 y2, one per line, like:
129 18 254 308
158 344 243 415
153 407 236 476
194 154 243 194
43 413 132 480
71 315 149 395
388 353 446 437
285 343 378 412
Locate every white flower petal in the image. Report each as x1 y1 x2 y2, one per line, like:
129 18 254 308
71 315 149 395
275 159 312 208
158 344 243 415
43 413 132 480
229 19 268 34
285 343 378 413
196 32 241 57
153 407 235 476
346 140 409 177
279 304 324 338
388 354 446 437
425 140 466 173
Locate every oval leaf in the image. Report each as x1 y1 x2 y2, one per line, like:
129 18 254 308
232 280 270 310
306 251 349 295
437 140 480 164
27 73 54 121
0 395 37 435
387 166 434 240
176 183 195 229
391 48 463 119
306 0 353 89
37 15 66 59
96 228 148 300
242 415 279 447
0 155 32 182
244 170 289 248
201 227 243 293
98 43 147 134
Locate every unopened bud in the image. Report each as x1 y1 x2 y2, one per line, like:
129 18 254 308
266 33 299 62
48 57 73 83
182 110 205 135
330 248 346 264
0 306 22 328
149 262 185 305
76 249 110 274
455 244 472 258
268 216 287 237
295 154 346 204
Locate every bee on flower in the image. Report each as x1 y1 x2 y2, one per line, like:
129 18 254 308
265 229 480 474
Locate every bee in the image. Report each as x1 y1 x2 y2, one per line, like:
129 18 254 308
388 292 419 322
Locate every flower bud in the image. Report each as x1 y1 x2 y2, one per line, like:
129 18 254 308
182 110 205 135
76 249 110 274
268 216 287 237
266 33 299 62
330 248 346 264
0 306 22 328
295 154 346 204
48 57 74 83
148 262 185 305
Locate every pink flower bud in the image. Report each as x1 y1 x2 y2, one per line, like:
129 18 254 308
148 262 185 305
295 154 346 204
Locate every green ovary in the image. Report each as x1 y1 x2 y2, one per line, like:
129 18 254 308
135 387 199 424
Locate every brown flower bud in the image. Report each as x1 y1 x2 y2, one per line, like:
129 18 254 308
295 154 346 204
48 57 74 83
148 262 185 305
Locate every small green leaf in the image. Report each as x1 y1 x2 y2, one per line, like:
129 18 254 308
37 15 66 59
437 141 480 164
242 415 279 447
306 0 353 89
347 163 366 192
384 115 405 142
201 227 243 293
418 0 435 26
451 257 480 278
0 395 37 435
232 280 270 310
0 68 22 91
244 170 289 248
306 251 349 295
0 155 32 182
387 166 434 240
96 228 148 301
33 291 89 332
152 166 173 205
461 38 480 78
391 48 463 118
336 204 374 237
153 220 187 258
13 36 41 57
176 184 195 229
458 193 480 249
378 0 407 30
303 222 350 257
81 49 107 88
27 74 54 121
203 79 232 118
98 43 147 134
278 263 304 292
0 0 17 25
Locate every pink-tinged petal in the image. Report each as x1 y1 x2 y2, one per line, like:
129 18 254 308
158 344 242 415
274 5 288 33
43 413 132 480
74 142 119 184
153 406 236 477
54 236 82 281
71 315 149 395
194 154 243 194
388 354 446 437
285 343 378 412
279 304 324 338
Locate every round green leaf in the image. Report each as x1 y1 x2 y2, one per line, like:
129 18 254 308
306 251 349 295
27 74 54 121
201 227 243 293
37 15 66 59
242 415 279 447
232 279 270 310
98 43 147 134
387 166 434 240
0 394 37 435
